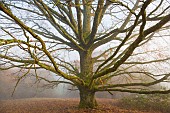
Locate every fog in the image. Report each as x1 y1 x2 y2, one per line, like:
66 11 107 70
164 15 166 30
0 69 130 100
0 69 78 100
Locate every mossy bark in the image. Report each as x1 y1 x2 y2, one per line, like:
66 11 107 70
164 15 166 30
79 51 93 81
78 87 97 108
78 50 97 108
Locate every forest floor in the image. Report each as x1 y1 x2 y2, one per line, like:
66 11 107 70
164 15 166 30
0 98 160 113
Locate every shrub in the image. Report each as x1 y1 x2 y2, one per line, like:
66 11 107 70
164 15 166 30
119 94 170 113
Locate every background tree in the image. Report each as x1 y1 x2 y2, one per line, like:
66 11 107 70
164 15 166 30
0 0 170 108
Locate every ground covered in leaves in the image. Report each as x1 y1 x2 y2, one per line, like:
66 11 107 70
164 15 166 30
0 98 160 113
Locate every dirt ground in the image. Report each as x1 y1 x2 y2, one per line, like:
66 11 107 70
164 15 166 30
0 98 160 113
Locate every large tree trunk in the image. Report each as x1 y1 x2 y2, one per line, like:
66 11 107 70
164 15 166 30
79 51 93 81
78 87 97 108
78 51 97 108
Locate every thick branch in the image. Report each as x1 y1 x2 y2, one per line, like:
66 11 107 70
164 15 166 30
93 0 169 79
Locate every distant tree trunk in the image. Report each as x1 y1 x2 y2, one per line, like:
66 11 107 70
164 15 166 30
78 87 97 108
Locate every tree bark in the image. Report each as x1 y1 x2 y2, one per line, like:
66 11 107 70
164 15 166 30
79 51 93 81
78 87 97 108
78 50 97 108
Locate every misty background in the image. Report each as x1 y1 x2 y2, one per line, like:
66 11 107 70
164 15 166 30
0 68 131 100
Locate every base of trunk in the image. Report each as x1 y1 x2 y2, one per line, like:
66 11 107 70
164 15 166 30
78 88 98 108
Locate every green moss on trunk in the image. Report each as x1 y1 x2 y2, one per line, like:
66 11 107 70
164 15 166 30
78 87 97 108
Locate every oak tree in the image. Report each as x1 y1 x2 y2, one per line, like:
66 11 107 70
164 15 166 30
0 0 170 108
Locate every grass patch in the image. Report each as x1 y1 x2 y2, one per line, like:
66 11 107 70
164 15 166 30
118 94 170 113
